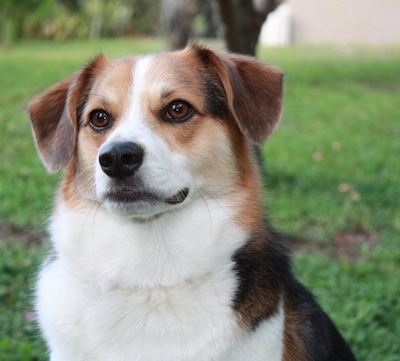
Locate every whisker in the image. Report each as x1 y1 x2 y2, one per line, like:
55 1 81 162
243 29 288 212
155 167 234 240
156 167 231 215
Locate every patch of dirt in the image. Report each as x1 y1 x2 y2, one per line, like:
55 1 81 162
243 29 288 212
0 221 46 245
332 231 378 261
286 231 378 262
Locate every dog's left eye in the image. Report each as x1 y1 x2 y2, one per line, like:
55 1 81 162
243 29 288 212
164 101 194 123
88 110 113 130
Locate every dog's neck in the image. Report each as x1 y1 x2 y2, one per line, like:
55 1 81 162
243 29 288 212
49 193 253 292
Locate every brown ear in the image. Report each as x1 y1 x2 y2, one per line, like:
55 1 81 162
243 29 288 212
27 55 108 172
191 45 283 144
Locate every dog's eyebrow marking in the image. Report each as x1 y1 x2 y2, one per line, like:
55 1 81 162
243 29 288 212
161 88 173 99
78 95 111 125
90 94 111 107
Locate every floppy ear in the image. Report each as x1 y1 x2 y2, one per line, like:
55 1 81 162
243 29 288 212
27 55 108 172
191 45 283 144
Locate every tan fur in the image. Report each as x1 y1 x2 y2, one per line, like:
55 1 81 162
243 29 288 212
188 45 283 144
28 56 110 173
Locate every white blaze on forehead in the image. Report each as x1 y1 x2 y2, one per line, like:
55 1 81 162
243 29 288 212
130 55 155 121
104 55 155 143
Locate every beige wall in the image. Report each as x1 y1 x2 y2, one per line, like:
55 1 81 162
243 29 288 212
288 0 400 45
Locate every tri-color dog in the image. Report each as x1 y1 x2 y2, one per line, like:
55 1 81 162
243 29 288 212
28 45 356 361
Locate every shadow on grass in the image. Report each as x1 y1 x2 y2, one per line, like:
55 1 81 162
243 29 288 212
285 231 378 262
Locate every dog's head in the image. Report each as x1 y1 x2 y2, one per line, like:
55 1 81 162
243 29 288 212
28 45 282 222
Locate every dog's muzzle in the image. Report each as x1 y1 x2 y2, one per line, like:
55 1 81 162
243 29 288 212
98 142 189 211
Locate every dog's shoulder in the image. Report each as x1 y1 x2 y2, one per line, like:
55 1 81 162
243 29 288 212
232 221 356 361
233 221 291 327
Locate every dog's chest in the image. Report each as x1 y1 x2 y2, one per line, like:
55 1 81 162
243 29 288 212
37 202 246 360
38 258 240 361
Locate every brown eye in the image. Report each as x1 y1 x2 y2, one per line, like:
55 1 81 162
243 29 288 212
164 101 194 123
89 110 112 130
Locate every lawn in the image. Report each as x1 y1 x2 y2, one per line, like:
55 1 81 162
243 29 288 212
0 38 399 360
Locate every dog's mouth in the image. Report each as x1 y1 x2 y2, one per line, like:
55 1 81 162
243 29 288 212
106 189 158 204
105 187 189 206
164 188 189 205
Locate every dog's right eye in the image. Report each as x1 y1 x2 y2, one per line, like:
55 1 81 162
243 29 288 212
89 110 113 130
163 100 194 123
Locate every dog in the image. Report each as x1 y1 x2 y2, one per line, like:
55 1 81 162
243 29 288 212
28 44 356 361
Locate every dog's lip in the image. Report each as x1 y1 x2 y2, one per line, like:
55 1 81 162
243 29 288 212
164 188 189 205
105 188 189 205
106 189 158 203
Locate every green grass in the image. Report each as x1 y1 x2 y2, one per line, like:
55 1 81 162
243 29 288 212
259 45 400 360
260 45 400 240
1 39 399 360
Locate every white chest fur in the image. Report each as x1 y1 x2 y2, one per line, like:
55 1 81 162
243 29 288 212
36 198 242 360
37 257 240 361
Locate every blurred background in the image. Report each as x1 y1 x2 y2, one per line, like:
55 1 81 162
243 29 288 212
0 1 399 361
2 0 399 52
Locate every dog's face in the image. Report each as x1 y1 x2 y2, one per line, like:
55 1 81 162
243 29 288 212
28 45 283 222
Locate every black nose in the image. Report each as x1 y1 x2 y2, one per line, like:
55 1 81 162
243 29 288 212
99 142 144 179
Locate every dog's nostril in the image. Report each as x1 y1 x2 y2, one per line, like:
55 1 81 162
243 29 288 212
99 142 144 179
99 154 113 168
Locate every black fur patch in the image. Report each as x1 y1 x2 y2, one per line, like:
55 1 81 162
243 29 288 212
201 73 230 120
232 221 292 328
232 220 357 360
191 45 231 121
